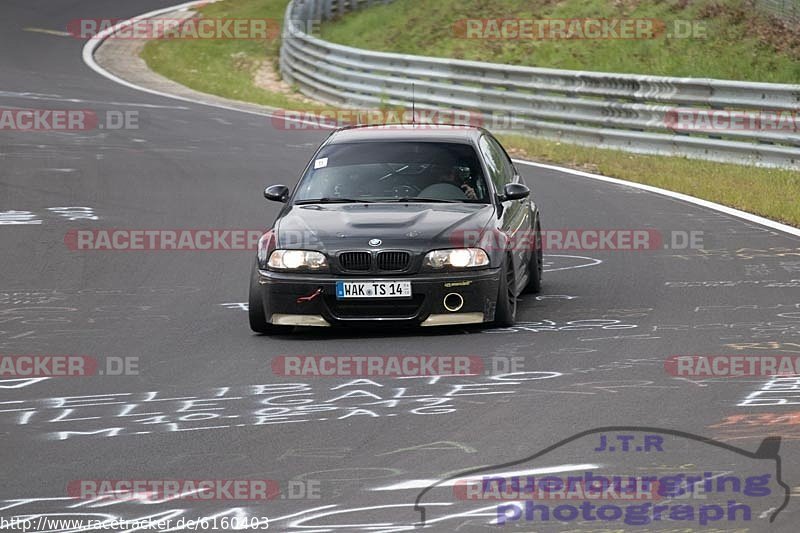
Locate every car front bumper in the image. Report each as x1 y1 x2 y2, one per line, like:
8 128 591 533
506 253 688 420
255 268 502 327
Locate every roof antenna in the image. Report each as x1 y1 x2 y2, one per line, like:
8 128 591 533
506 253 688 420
411 83 416 125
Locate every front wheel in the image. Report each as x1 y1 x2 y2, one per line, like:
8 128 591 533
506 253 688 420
493 258 517 327
523 221 543 294
248 263 293 335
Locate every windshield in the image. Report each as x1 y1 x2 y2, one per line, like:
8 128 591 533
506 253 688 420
293 141 490 203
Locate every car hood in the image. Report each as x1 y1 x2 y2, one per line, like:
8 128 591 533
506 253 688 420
276 203 495 252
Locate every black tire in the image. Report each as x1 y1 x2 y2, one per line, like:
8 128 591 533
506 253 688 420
493 257 517 327
523 220 543 294
248 263 293 335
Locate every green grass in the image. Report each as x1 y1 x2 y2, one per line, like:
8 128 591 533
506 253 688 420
141 0 800 227
142 0 326 110
500 134 800 227
319 0 800 83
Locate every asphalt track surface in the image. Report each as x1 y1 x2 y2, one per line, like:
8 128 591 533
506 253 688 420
2 1 800 531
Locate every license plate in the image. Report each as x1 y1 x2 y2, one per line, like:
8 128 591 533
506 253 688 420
336 281 412 299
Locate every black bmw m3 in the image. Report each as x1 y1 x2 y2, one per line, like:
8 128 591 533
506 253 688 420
249 124 542 334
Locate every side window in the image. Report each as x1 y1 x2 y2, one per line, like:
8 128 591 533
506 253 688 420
486 136 516 185
478 136 504 194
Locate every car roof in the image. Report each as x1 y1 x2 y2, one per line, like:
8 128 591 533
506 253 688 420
326 124 487 145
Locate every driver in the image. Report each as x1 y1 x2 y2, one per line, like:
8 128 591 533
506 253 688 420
443 164 477 200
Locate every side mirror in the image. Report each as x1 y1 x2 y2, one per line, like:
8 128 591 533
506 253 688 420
502 182 530 202
264 184 289 203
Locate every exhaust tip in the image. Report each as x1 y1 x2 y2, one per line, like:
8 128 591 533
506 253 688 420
443 293 464 312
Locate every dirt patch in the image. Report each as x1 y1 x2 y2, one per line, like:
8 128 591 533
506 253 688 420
253 59 317 105
748 13 800 59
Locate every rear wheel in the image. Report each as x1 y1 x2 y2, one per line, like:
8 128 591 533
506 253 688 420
493 257 517 327
249 263 293 335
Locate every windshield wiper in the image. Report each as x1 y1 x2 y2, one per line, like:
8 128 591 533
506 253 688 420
384 197 460 203
295 197 375 205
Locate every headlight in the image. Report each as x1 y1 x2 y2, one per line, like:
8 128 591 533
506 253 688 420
268 250 328 271
423 248 489 269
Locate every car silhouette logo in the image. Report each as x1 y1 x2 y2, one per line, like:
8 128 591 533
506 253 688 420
415 426 790 528
369 239 382 247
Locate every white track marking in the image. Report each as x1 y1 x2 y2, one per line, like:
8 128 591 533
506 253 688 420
23 27 72 37
370 463 599 491
515 159 800 237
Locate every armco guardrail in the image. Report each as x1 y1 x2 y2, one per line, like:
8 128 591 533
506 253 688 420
280 0 800 168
